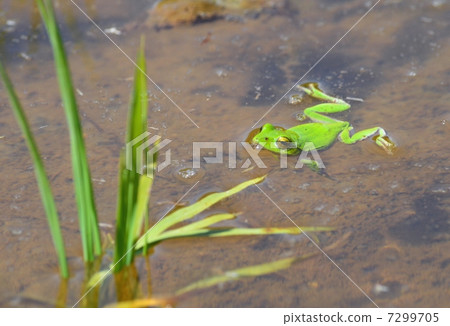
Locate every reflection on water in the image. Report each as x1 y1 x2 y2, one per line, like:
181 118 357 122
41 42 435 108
0 0 449 307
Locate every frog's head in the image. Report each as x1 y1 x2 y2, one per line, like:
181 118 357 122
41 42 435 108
252 123 300 155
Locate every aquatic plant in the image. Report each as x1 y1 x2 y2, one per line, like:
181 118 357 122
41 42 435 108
113 37 153 271
0 61 69 278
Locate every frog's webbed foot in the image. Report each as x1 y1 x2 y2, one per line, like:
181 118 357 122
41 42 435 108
299 159 320 172
340 126 397 155
289 83 333 105
297 82 348 105
374 133 397 155
299 159 335 180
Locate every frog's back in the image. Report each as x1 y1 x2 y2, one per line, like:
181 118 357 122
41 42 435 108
289 122 347 150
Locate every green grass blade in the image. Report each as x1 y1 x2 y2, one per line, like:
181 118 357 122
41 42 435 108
135 224 332 250
137 175 266 246
206 226 333 237
168 213 237 234
114 150 128 269
36 0 101 261
126 36 148 143
176 254 316 296
135 213 236 248
0 61 69 278
124 174 154 265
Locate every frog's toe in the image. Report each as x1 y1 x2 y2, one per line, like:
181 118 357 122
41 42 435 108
375 135 397 155
297 85 313 96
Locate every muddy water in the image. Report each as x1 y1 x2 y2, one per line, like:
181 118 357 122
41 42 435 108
0 0 449 307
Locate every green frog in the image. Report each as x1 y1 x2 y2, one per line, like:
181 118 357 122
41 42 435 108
252 83 396 156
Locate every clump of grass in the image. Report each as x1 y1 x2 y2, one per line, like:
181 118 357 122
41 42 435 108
114 37 155 271
1 0 334 306
133 175 331 250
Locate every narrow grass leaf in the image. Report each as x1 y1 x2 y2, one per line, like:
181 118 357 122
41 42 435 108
168 213 237 233
176 254 316 296
37 0 101 261
124 174 154 265
105 297 175 308
0 61 69 278
114 150 128 269
206 226 333 237
135 213 236 248
135 225 332 250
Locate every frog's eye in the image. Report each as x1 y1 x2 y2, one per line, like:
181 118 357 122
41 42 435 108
276 136 293 149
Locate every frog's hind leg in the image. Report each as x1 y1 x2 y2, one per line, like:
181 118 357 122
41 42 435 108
297 83 351 124
339 126 396 154
302 103 351 124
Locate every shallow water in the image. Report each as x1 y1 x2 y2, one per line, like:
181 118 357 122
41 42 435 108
0 0 449 307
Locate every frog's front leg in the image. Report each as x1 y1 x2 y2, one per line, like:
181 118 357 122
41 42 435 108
339 126 396 154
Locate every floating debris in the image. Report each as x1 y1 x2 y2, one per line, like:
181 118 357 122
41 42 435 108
98 222 114 229
104 27 122 35
214 67 228 78
148 0 286 28
20 52 31 61
175 167 205 182
10 228 23 236
289 94 303 105
429 184 450 193
372 283 389 295
345 96 364 102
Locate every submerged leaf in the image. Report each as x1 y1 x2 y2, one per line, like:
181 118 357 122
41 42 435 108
176 253 316 296
105 297 175 308
206 226 332 237
87 270 111 288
